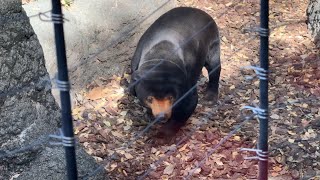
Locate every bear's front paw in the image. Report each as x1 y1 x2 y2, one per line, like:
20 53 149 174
203 90 218 105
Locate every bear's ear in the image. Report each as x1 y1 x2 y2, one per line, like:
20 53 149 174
128 71 141 96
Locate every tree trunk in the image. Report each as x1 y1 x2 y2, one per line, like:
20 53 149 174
307 0 320 47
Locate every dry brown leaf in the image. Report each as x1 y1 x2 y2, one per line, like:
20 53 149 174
273 165 282 172
301 129 317 140
234 136 241 141
117 118 125 124
151 147 157 154
163 164 175 175
103 120 111 127
270 114 280 119
87 87 105 100
214 158 224 166
110 163 117 171
288 139 295 143
111 131 124 138
179 143 188 152
225 2 233 6
123 125 131 131
193 168 201 175
124 153 134 160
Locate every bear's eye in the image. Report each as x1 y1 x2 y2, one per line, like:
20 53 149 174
168 96 174 101
146 96 153 104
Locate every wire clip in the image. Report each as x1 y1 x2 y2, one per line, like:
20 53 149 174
259 28 269 37
242 27 269 37
49 129 75 147
241 66 268 80
39 11 68 24
240 148 268 161
56 79 70 91
241 106 268 120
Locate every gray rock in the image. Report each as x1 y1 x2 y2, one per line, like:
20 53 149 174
18 145 106 180
0 1 105 179
307 0 320 48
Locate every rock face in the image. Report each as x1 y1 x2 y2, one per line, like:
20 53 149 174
0 0 105 179
307 0 320 47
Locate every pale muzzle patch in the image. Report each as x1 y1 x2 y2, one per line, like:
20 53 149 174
145 96 174 120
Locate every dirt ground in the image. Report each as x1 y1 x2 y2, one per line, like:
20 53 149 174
71 0 320 179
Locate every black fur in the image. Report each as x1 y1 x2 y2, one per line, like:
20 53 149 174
130 7 221 136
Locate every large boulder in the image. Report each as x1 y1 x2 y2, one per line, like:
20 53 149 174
307 0 320 47
0 0 105 179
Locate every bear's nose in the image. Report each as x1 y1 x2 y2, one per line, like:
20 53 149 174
155 112 169 122
155 113 168 120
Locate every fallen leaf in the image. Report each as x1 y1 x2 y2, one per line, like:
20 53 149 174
120 111 128 116
222 36 228 42
270 114 280 119
301 129 316 140
111 131 124 138
87 87 105 100
123 125 131 131
214 158 224 166
288 131 296 135
273 165 282 172
193 168 201 174
103 120 111 127
234 136 241 141
179 143 188 152
110 163 117 171
288 139 295 143
124 153 134 159
117 118 125 124
151 147 157 154
226 2 233 6
163 164 175 175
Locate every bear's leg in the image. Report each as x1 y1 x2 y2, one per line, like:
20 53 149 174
204 41 221 104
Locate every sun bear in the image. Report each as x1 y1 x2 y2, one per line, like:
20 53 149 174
129 7 221 137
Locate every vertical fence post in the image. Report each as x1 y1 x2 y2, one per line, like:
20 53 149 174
51 0 78 179
259 0 269 179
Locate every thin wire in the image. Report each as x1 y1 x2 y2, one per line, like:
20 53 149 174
0 75 50 97
27 10 51 18
79 162 110 180
0 129 61 159
0 137 49 159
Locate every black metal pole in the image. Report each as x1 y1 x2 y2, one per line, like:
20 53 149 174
259 0 269 179
51 0 78 179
